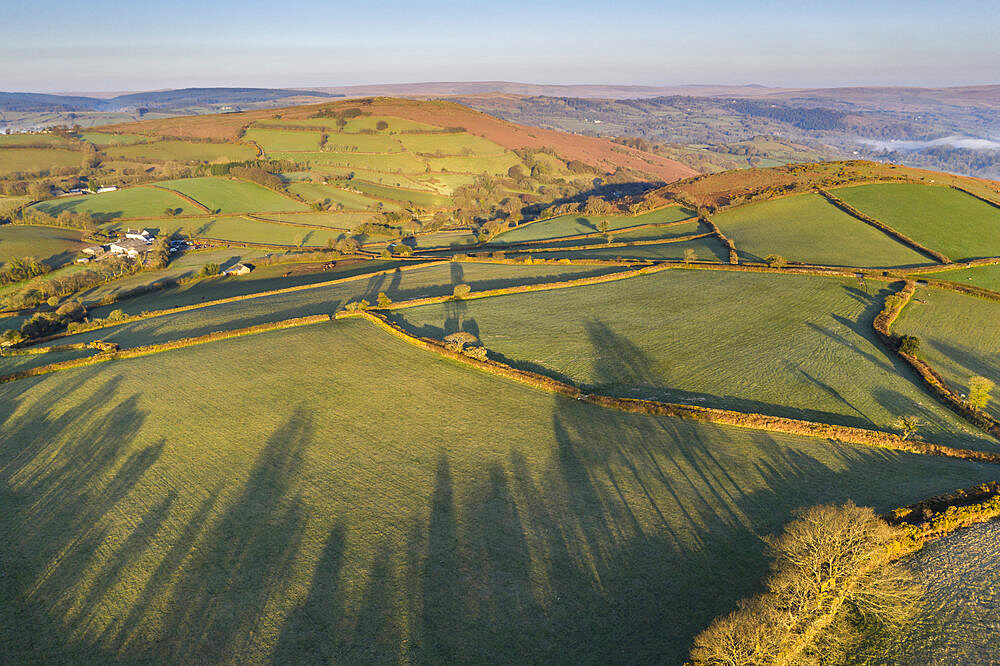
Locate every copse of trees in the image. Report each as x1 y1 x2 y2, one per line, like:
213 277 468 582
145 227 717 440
0 256 49 286
2 257 141 310
689 502 921 665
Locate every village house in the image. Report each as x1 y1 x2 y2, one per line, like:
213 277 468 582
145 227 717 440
124 229 154 243
81 245 105 255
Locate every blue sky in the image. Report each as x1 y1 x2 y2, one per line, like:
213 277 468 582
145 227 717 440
3 0 998 92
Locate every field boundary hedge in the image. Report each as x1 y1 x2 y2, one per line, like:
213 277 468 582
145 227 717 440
242 214 351 232
19 260 447 347
503 232 714 254
147 184 212 213
0 314 331 384
342 309 1000 465
490 216 698 247
371 263 672 311
950 185 1000 210
816 188 951 263
874 280 1000 440
700 216 739 264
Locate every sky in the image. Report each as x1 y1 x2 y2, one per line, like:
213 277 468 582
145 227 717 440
3 0 998 92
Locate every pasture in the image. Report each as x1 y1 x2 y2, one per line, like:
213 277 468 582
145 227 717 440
322 134 404 153
155 177 308 214
0 148 84 175
340 115 442 132
75 132 146 146
513 237 729 262
104 141 256 163
244 129 324 152
894 288 1000 420
917 263 1000 292
0 225 87 268
1 317 997 664
492 206 695 244
258 211 372 229
712 193 930 267
285 183 385 210
424 152 522 175
272 151 428 173
187 216 345 247
32 187 195 221
833 183 1000 261
397 132 505 155
388 269 993 450
341 180 450 208
0 133 75 147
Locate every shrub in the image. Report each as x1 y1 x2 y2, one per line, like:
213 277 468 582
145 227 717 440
764 253 787 268
452 284 471 299
462 345 488 361
443 331 479 352
376 292 391 308
199 263 220 277
897 335 920 356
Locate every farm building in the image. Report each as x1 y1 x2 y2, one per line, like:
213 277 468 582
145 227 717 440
109 238 149 258
222 263 253 276
81 245 105 255
124 229 154 242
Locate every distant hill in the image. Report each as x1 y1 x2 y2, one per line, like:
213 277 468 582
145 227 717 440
0 88 336 113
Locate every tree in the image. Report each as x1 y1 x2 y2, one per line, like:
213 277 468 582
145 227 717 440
199 262 220 277
892 415 921 440
690 502 921 665
764 253 787 268
336 237 361 255
452 284 471 299
968 375 995 412
376 292 392 308
375 120 389 131
684 248 697 264
444 331 479 352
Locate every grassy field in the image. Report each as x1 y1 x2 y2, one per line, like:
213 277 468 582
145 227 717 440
404 231 478 250
341 115 442 132
105 141 256 163
156 177 308 214
0 148 84 175
414 172 479 194
535 219 706 249
56 262 622 348
285 183 384 210
854 519 1000 664
712 193 930 267
273 151 428 173
322 134 404 153
397 132 505 155
424 153 522 175
0 134 76 147
33 187 195 221
518 237 729 262
190 216 345 247
244 129 324 152
1 316 997 664
492 206 696 244
388 269 994 450
75 132 146 146
833 183 1000 261
916 264 1000 292
258 211 372 229
894 288 1000 420
0 347 98 375
0 225 87 268
341 180 450 208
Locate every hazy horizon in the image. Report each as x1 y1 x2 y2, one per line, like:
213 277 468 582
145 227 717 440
4 0 998 93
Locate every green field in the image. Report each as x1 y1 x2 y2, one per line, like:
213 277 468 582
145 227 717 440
33 187 195 221
285 183 384 210
272 151 428 173
105 141 256 163
0 134 75 147
0 225 86 268
341 180 450 208
916 263 1000 292
341 115 442 133
536 219 706 249
388 270 994 450
414 172 478 194
56 262 619 347
713 193 930 267
424 152 522 175
894 288 1000 420
322 134 404 153
518 237 729 262
1 317 996 663
833 183 1000 261
405 231 478 250
258 211 373 229
492 206 696 244
244 129 324 152
191 216 344 247
397 132 505 155
75 132 146 146
0 346 98 375
0 148 84 175
156 177 308 214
